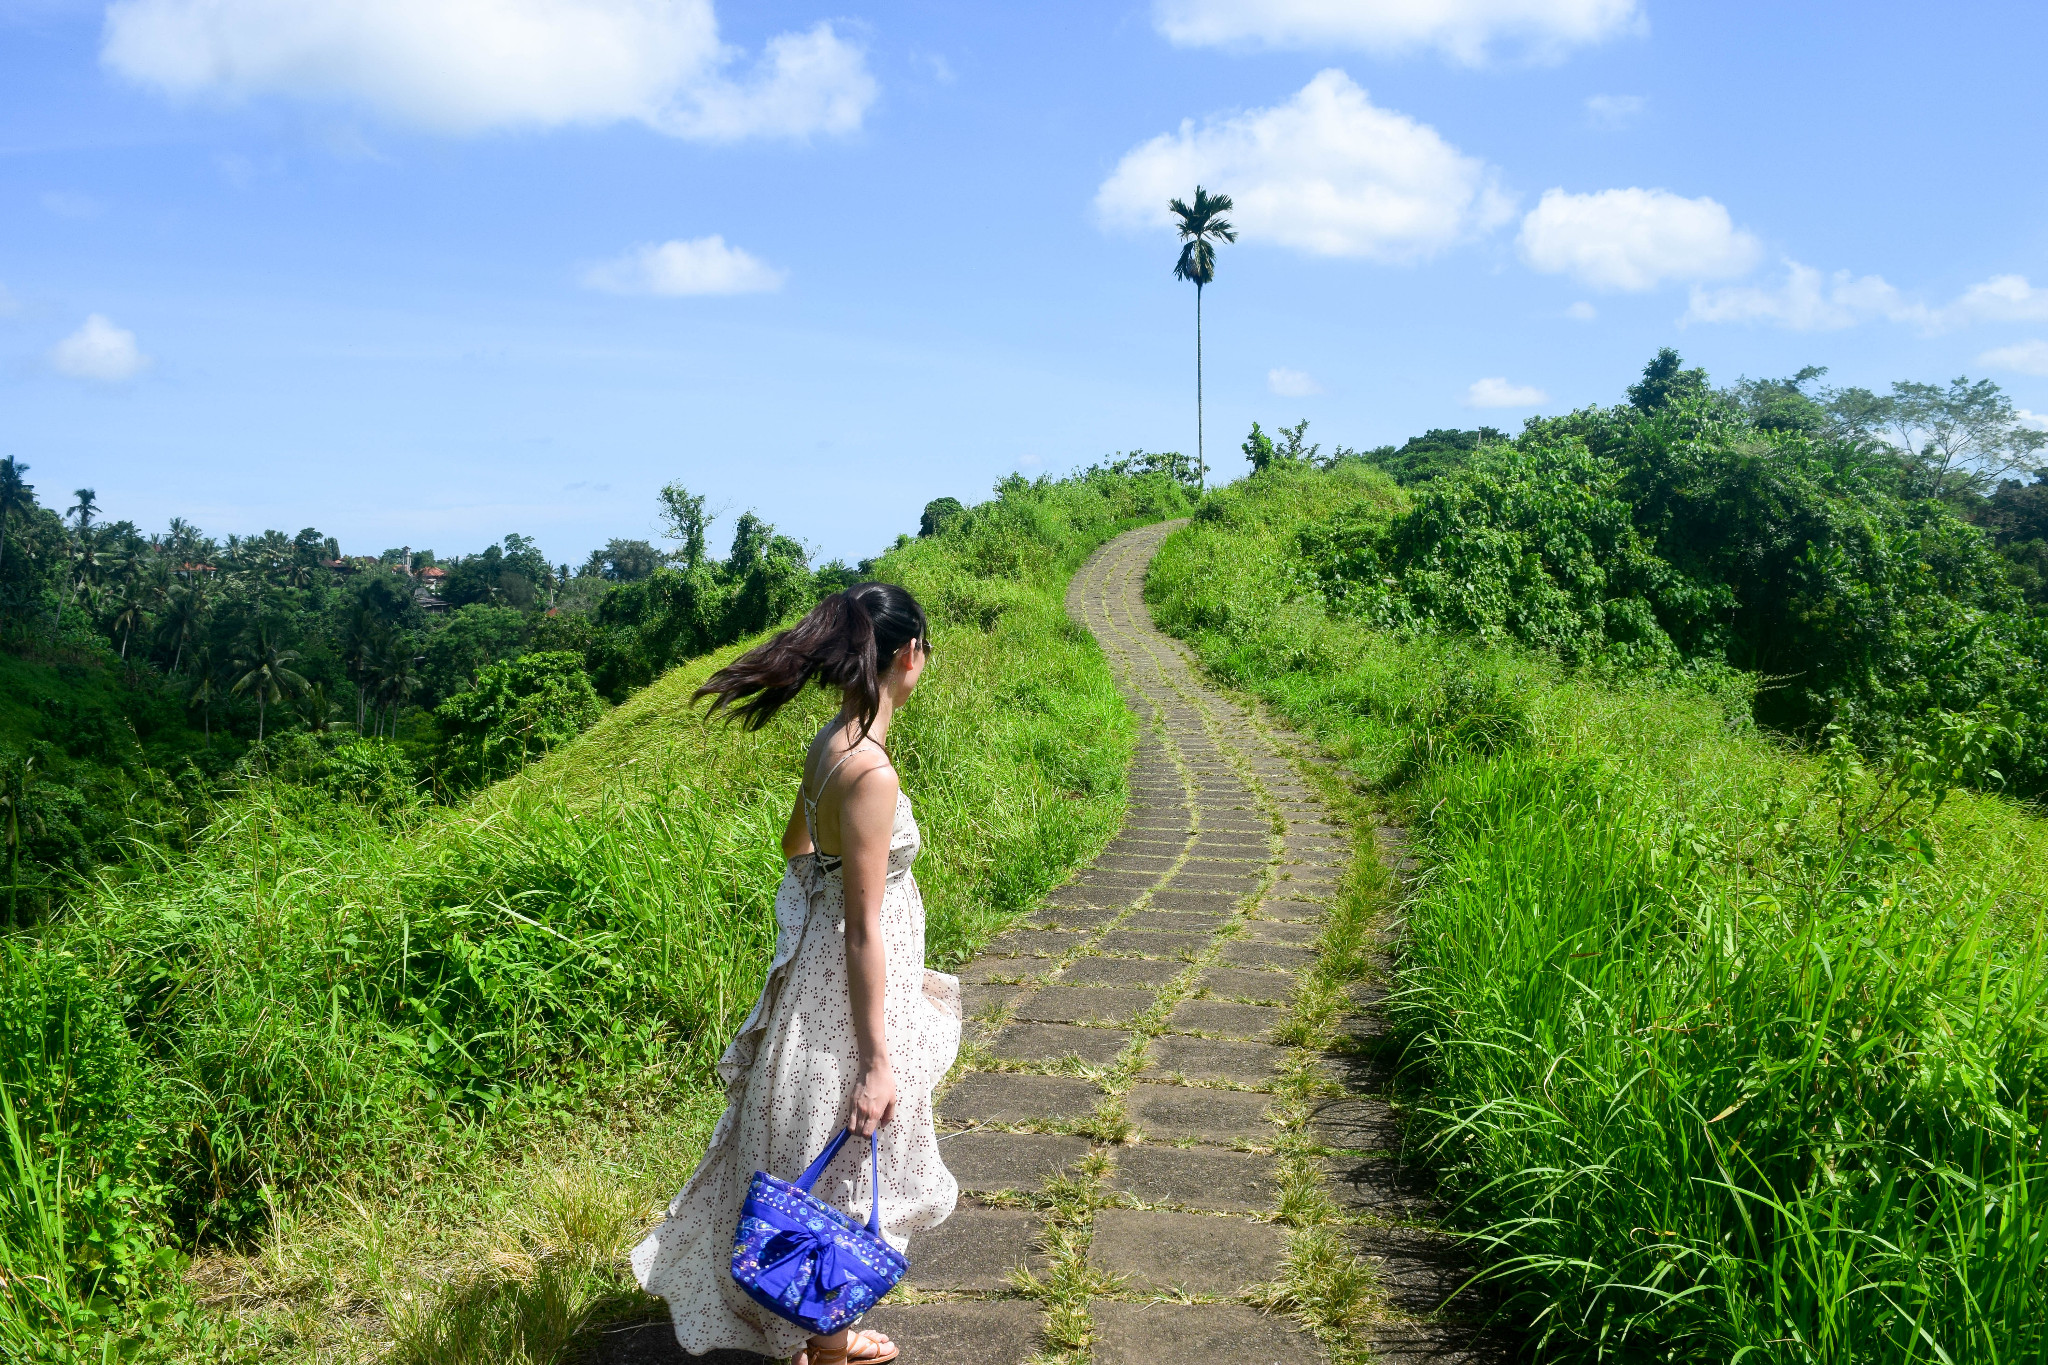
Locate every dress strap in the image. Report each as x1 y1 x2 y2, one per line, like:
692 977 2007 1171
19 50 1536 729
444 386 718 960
803 740 887 868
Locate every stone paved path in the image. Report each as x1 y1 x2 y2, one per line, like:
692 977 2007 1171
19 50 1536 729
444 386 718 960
593 523 1494 1365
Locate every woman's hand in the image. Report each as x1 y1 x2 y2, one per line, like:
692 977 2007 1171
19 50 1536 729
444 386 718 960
847 1063 896 1137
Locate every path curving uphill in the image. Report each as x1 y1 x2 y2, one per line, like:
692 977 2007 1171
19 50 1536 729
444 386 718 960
599 522 1490 1365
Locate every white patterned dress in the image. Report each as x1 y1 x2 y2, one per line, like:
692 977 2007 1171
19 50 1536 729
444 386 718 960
631 772 962 1360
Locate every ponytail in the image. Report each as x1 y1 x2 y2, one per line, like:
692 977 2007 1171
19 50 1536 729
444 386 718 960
695 582 930 740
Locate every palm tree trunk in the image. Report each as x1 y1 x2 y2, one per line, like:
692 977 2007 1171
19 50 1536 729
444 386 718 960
1196 284 1206 491
257 695 266 743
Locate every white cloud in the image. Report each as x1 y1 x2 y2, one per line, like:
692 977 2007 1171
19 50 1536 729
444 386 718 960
51 314 149 382
1942 275 2048 327
101 0 874 141
1583 93 1643 129
2019 408 2048 432
1518 187 1760 291
1981 340 2048 378
1153 0 1642 64
582 236 785 296
1096 70 1514 262
1466 376 1546 407
1564 300 1596 320
1685 269 2048 334
1268 367 1322 396
1685 261 1921 330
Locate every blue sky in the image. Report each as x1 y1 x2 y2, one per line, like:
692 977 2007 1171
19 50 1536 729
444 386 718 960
4 0 2046 565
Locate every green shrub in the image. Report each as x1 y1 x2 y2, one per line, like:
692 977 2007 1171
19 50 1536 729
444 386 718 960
1150 466 2048 1363
435 651 606 788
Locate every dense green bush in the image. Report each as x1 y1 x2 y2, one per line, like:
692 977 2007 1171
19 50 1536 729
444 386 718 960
1293 362 2047 798
1152 466 2048 1364
434 651 606 788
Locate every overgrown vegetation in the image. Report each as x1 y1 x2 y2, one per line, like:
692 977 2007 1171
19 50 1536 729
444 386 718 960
1151 443 2048 1361
0 459 861 914
0 467 1191 1362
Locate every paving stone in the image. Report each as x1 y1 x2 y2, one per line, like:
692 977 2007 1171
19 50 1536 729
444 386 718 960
1242 919 1321 947
1169 871 1263 893
1119 908 1229 933
1011 986 1155 1025
1347 1227 1483 1315
1309 1094 1403 1151
1197 967 1296 1003
1190 839 1269 857
1032 908 1130 941
1107 1144 1279 1214
987 1022 1131 1065
940 1131 1092 1192
984 928 1085 958
1034 896 1127 924
1066 871 1157 891
1096 930 1208 957
1145 1035 1289 1085
1094 853 1178 874
1220 940 1319 971
1054 956 1184 988
1257 899 1326 924
939 1073 1102 1126
1359 1322 1508 1364
1127 1081 1277 1142
1148 890 1247 914
959 984 1027 1020
1086 1209 1287 1295
863 1302 1043 1365
1090 1303 1320 1365
1323 1154 1440 1218
1167 999 1288 1039
902 1204 1048 1292
957 958 1048 985
1101 837 1185 856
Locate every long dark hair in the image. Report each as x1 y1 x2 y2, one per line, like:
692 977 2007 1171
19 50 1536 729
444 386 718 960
695 582 930 740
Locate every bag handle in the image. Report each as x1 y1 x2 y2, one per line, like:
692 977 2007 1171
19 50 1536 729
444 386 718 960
791 1128 885 1237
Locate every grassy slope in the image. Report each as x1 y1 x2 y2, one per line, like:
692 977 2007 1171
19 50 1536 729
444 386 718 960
5 472 1183 1363
1149 464 2048 1364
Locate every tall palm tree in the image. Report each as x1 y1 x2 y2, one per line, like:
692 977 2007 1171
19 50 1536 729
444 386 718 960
1169 186 1237 491
0 457 30 577
108 575 148 660
1 755 41 926
158 582 207 675
371 649 422 739
232 626 309 743
66 487 98 532
186 645 221 744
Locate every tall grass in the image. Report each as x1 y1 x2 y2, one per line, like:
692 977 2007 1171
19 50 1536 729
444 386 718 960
0 469 1189 1357
1149 464 2048 1363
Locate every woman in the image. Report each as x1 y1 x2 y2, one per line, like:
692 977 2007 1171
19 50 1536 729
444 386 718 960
632 583 961 1365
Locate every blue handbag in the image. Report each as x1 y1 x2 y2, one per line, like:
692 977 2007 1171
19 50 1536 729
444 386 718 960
730 1128 908 1334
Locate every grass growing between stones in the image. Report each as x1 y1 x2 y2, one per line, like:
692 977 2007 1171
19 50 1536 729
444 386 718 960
1150 465 2048 1363
5 472 1192 1363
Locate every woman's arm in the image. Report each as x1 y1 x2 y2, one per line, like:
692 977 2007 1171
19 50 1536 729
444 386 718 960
781 786 811 860
836 758 900 1137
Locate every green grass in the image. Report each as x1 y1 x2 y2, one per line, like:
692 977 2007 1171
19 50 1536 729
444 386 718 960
1148 464 2048 1364
0 469 1191 1362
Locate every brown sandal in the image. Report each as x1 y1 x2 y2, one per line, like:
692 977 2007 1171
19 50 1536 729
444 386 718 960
797 1329 899 1365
